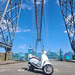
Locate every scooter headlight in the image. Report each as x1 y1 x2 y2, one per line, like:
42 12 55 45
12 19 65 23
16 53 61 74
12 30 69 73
28 54 33 58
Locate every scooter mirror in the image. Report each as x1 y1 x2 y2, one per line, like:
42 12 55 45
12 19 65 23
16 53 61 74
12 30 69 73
42 50 44 52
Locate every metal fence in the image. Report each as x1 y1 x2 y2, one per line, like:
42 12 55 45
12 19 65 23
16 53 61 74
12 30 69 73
12 49 73 61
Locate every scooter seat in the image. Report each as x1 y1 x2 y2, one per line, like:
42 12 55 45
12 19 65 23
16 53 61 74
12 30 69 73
31 57 41 61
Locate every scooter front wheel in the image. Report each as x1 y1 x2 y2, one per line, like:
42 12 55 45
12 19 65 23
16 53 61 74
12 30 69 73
43 64 54 75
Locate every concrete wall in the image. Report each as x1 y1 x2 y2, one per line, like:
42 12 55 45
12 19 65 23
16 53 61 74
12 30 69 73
6 51 12 60
0 53 5 61
0 51 12 61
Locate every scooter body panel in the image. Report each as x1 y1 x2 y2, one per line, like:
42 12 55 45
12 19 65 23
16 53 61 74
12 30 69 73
29 58 42 69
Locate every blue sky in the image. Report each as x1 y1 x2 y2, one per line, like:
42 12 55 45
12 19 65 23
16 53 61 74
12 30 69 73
0 0 72 53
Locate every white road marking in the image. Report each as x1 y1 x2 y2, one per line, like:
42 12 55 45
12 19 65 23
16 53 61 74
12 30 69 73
0 69 6 72
0 69 10 72
18 69 21 72
18 69 24 72
22 69 25 71
54 68 59 72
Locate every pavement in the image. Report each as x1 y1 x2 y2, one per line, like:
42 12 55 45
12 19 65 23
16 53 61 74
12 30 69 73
67 60 75 63
0 61 21 65
0 60 75 75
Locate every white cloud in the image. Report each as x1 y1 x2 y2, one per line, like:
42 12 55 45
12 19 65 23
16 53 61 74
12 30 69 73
0 19 15 33
23 29 26 32
64 14 75 37
36 1 41 5
56 0 59 5
30 0 48 4
21 3 32 10
44 0 48 4
16 27 31 33
0 0 5 2
64 30 67 33
64 30 74 37
21 0 48 10
0 20 31 33
65 14 75 27
16 27 22 33
19 44 26 49
27 29 31 32
33 0 48 4
23 29 31 32
21 0 33 10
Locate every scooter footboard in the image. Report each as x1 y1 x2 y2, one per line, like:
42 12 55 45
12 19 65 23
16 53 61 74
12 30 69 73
28 62 40 69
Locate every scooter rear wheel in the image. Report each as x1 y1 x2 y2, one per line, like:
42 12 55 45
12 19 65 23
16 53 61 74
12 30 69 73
43 64 54 75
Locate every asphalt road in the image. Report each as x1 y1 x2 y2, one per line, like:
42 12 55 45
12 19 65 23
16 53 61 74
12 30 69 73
0 60 75 75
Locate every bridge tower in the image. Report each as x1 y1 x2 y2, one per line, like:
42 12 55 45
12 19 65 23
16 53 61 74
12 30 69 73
59 0 75 52
0 0 22 60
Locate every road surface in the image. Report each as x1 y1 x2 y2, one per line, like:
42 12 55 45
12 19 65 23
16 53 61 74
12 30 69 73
0 60 75 75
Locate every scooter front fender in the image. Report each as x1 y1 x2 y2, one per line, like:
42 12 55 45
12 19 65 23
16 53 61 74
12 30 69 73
43 61 52 67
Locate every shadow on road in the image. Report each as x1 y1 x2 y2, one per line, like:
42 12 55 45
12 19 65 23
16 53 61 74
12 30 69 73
21 68 44 75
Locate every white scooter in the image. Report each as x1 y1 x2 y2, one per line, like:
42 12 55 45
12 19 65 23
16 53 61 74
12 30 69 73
28 50 54 75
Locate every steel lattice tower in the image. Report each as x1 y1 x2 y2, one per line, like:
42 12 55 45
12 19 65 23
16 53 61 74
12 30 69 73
0 0 22 51
34 0 44 52
59 0 75 52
